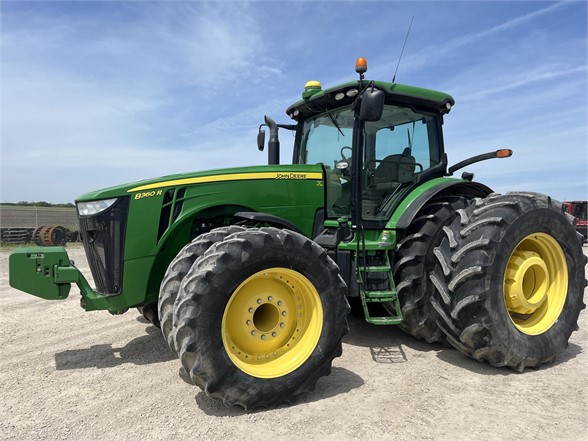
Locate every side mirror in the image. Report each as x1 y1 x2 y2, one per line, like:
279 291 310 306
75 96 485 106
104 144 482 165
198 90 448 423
257 126 266 151
360 88 384 122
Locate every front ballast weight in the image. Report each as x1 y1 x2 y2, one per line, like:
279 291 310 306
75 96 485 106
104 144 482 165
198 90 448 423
9 247 90 301
9 246 126 314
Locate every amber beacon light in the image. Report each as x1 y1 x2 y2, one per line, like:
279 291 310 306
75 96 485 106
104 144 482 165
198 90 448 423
355 57 368 74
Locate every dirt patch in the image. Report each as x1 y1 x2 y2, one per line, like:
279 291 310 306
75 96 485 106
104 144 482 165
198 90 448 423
1 246 586 441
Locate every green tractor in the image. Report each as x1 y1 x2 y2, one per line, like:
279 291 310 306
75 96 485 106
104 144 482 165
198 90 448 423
9 58 586 410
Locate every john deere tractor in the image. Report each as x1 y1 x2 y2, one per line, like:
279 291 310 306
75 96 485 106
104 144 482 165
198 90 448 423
9 58 586 410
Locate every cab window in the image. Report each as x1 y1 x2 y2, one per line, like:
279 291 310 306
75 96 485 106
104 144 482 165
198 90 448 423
362 106 440 220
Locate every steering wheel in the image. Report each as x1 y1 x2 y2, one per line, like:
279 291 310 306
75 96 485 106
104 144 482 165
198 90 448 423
340 146 352 161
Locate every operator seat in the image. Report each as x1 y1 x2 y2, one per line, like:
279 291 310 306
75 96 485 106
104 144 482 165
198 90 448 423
362 149 416 218
373 148 416 191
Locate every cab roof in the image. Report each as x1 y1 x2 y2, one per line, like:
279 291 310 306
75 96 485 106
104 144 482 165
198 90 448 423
286 80 455 121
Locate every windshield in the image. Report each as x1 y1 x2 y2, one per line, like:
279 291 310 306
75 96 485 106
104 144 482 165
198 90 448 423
299 107 354 167
298 104 441 220
299 106 354 217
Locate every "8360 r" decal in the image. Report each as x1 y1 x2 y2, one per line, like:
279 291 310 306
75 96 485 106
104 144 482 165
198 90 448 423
134 190 163 200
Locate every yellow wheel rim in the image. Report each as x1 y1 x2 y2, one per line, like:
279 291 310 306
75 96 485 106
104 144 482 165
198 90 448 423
221 268 323 378
503 233 568 335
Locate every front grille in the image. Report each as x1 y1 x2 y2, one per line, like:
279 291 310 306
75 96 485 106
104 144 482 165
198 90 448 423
78 197 129 295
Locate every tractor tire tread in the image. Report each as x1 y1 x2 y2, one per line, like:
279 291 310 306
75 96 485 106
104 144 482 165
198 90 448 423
158 225 247 354
430 192 587 370
173 227 349 410
390 196 469 343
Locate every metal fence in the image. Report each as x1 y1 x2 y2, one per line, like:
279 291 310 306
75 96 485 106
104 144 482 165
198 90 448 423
0 205 79 229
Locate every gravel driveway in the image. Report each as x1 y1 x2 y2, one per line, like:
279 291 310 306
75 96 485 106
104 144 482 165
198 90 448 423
1 245 586 441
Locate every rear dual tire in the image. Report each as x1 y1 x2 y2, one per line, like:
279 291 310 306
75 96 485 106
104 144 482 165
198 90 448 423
389 196 468 343
430 193 587 370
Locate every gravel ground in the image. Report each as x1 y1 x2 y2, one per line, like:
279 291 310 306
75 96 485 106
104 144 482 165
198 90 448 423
1 245 587 441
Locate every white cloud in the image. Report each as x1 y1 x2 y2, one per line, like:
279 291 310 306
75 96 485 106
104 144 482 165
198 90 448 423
397 1 573 75
458 65 587 102
0 2 286 202
0 1 586 204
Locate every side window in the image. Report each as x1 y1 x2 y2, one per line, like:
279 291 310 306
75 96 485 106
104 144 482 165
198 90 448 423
374 119 432 167
362 109 440 221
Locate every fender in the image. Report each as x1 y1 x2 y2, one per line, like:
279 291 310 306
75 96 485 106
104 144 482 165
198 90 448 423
394 180 492 230
144 204 255 307
235 211 305 236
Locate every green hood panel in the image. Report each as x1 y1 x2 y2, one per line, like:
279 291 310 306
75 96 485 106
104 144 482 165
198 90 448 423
76 164 324 202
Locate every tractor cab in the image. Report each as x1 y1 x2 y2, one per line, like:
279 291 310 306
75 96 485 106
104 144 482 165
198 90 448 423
293 99 444 221
284 58 454 227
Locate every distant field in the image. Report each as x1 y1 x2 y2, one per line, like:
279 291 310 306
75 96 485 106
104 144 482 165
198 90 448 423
0 205 78 229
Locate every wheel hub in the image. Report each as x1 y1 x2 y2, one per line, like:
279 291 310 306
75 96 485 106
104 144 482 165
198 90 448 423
504 250 550 314
222 268 323 378
503 233 568 335
240 290 295 353
252 302 280 332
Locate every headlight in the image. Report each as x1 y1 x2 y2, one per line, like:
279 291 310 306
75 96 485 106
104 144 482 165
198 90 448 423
77 198 118 216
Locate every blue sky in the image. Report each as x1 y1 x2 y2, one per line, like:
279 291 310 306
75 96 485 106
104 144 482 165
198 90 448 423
1 0 586 203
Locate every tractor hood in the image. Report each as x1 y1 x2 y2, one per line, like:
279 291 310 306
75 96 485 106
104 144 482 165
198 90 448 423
75 164 324 202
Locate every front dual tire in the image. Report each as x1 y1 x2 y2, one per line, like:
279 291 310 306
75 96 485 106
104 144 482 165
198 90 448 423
170 227 350 410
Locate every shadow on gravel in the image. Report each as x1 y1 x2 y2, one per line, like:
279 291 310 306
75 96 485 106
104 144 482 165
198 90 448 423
555 342 583 364
343 313 446 358
194 367 365 417
303 366 365 403
54 326 175 370
194 393 247 417
343 301 585 374
136 316 150 324
435 341 583 375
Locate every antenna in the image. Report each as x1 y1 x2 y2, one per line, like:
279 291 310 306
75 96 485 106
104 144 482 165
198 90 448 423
392 16 414 84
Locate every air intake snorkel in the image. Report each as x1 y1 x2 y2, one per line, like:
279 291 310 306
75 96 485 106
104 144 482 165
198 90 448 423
257 116 296 165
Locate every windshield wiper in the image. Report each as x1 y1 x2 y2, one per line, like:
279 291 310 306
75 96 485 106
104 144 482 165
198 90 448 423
326 111 345 137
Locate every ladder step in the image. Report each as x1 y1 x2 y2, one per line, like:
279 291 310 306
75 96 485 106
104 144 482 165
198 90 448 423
366 316 403 325
362 266 392 273
363 290 397 301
